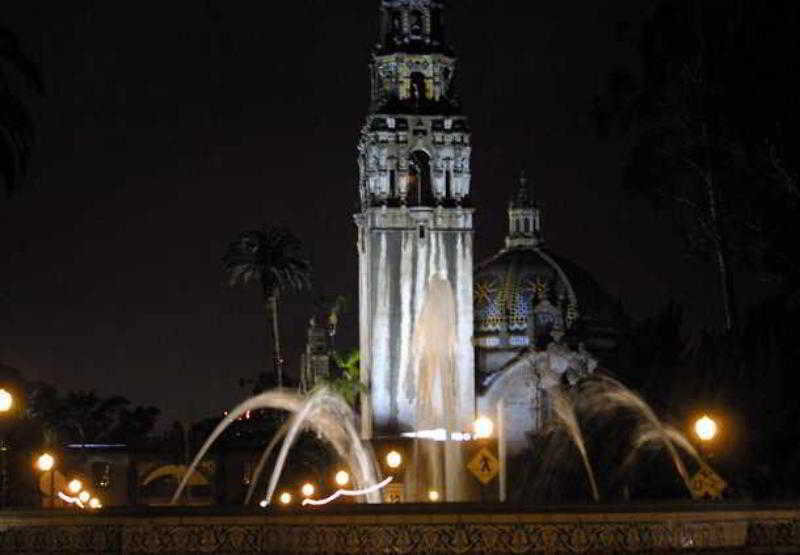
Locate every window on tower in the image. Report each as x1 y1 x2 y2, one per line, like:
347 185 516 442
407 150 433 206
410 72 426 101
410 10 423 37
431 8 442 40
391 10 402 35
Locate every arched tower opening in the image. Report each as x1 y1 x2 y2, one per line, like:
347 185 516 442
407 150 433 206
409 72 426 101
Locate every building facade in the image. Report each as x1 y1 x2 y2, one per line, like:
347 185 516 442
355 1 622 459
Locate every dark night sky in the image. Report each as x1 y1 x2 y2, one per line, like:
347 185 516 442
1 1 723 429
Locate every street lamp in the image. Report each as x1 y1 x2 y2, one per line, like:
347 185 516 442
78 490 90 504
385 450 402 469
0 389 12 412
88 497 101 509
334 470 350 487
279 491 292 505
301 482 315 498
694 415 718 442
35 452 56 508
35 453 55 472
427 489 440 502
67 479 83 495
0 388 12 508
473 416 494 439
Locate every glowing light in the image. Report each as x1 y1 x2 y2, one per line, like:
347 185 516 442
473 416 494 439
400 428 474 441
0 389 12 412
67 479 82 494
78 490 90 503
302 476 393 506
695 415 718 441
88 497 101 509
279 492 292 505
259 499 268 508
428 489 440 502
301 482 315 497
401 428 447 441
57 491 84 509
385 450 402 469
36 453 55 472
334 470 350 487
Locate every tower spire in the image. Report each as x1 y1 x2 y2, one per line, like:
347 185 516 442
505 170 542 249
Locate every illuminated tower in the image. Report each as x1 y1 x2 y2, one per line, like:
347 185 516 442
355 0 475 438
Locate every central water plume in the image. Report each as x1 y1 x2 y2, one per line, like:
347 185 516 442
171 387 382 506
400 276 467 501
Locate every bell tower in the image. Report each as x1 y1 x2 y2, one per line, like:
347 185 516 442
355 0 475 438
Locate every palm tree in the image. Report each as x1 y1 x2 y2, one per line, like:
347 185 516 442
1 26 44 197
223 225 311 388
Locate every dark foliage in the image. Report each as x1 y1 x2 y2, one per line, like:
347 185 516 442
595 0 800 332
0 25 43 196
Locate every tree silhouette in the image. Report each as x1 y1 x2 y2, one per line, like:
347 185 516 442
223 225 311 389
0 26 43 197
595 0 800 333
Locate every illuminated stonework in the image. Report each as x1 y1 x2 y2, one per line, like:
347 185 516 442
356 0 475 438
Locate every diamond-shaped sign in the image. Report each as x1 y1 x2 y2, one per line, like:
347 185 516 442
689 464 727 499
383 482 405 503
468 446 499 485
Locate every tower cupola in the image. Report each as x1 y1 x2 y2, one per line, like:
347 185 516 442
505 171 542 249
377 0 449 55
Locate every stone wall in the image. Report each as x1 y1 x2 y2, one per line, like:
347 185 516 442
1 504 798 553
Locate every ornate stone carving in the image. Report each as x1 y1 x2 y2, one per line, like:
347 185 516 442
0 511 798 553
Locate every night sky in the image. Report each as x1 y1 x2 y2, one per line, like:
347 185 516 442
1 1 723 429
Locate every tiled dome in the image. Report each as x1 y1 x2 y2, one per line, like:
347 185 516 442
474 245 623 354
474 246 578 347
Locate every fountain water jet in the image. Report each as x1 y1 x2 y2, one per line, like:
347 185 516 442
401 276 468 502
549 387 599 501
243 421 290 506
578 376 696 495
171 387 382 506
530 375 707 501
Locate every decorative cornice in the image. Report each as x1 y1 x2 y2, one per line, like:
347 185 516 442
0 508 798 553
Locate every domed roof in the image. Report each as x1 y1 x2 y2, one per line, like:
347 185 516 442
475 246 574 335
474 245 621 351
474 174 623 353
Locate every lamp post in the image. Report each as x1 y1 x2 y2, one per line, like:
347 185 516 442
35 452 56 508
0 388 13 508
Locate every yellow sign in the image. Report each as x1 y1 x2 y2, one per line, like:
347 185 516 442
384 482 404 503
468 446 499 485
689 465 727 499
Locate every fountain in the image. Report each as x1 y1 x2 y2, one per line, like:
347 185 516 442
171 387 382 506
170 277 703 509
523 373 706 503
172 276 471 506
